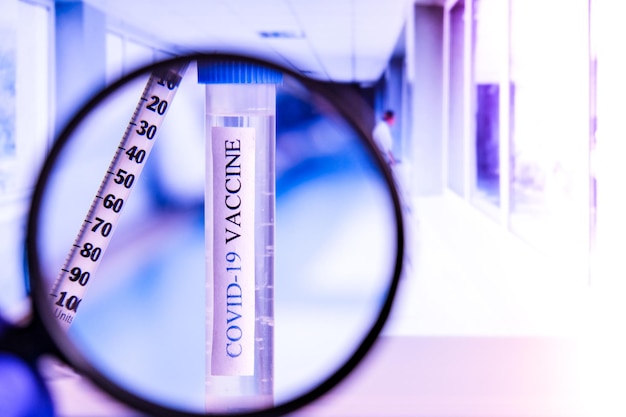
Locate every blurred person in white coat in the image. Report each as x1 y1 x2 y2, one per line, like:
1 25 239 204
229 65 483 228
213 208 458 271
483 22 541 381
372 110 396 166
373 109 415 273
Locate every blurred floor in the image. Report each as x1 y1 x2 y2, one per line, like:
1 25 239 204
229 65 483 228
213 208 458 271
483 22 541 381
42 192 600 417
293 193 597 417
386 192 590 337
294 336 594 417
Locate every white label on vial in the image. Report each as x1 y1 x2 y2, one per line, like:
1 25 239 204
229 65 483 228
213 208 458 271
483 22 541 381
211 126 256 376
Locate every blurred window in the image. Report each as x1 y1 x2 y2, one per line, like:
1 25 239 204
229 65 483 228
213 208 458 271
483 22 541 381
0 0 51 320
447 0 466 196
509 0 590 263
472 0 503 208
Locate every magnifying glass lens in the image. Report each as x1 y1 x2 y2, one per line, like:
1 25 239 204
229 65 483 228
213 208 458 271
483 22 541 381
28 55 403 416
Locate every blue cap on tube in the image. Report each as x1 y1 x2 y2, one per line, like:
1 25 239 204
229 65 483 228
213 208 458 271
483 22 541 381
198 59 283 84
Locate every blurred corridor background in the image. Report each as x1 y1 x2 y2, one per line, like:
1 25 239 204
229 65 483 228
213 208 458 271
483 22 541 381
2 0 626 416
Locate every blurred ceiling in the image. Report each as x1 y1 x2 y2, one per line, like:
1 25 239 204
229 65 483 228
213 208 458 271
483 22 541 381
86 0 416 83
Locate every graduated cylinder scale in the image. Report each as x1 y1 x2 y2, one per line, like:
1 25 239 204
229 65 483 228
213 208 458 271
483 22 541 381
199 60 281 412
49 63 188 329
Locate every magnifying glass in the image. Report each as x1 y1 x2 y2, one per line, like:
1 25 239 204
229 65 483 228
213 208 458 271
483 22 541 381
17 53 405 416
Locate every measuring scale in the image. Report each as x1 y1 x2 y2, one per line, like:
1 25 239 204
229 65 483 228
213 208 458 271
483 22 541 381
49 63 188 329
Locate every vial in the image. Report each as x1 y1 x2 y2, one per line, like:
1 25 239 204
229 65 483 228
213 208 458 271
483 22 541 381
198 59 281 412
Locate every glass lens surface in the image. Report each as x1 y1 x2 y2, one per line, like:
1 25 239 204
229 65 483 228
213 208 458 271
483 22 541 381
31 57 401 415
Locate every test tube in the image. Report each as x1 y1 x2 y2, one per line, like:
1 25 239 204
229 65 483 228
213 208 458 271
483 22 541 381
199 59 281 412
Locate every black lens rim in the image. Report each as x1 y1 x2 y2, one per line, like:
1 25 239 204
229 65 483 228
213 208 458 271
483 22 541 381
27 52 405 417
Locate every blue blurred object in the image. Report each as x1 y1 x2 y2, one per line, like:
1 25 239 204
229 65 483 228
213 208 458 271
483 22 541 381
0 320 54 417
